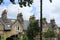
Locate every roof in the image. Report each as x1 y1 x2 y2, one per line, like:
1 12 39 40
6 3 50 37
0 17 40 30
0 18 14 30
0 18 30 30
23 20 29 30
40 21 58 30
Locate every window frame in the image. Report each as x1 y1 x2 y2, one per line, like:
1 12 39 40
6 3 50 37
16 26 19 30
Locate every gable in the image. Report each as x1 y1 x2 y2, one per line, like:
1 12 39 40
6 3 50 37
12 20 23 28
11 20 23 35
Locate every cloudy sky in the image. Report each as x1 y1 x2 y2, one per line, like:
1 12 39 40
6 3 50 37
42 0 60 27
0 0 40 20
1 0 60 27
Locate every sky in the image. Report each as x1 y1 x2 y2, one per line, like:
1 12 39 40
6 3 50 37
1 0 60 27
0 0 40 20
42 0 60 27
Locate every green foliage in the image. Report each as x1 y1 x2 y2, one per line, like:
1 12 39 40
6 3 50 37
27 20 40 40
23 34 28 40
49 0 52 3
18 0 33 7
27 0 33 7
43 29 56 38
10 0 15 4
0 0 33 7
0 0 3 4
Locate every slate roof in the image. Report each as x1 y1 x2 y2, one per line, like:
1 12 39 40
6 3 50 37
48 23 53 28
0 18 14 30
0 17 40 30
23 20 29 30
0 17 30 30
40 21 58 29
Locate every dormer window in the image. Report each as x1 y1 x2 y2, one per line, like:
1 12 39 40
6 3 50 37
8 25 10 27
4 25 11 31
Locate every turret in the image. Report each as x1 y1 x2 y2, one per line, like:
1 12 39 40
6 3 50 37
17 13 24 24
2 9 7 23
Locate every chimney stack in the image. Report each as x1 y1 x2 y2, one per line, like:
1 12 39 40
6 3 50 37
2 9 7 23
42 17 47 24
29 15 35 21
17 13 24 24
50 18 55 25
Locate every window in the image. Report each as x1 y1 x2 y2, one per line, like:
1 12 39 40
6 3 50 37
8 25 10 27
16 26 19 30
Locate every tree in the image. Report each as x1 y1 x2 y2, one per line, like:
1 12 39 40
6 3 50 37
10 0 15 4
49 0 52 3
0 0 33 8
43 29 56 40
27 20 40 40
23 34 28 40
0 0 3 4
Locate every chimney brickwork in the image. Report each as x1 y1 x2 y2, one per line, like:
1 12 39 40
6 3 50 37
17 13 24 24
2 9 7 23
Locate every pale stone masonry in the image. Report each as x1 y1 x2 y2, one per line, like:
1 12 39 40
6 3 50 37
1 9 60 40
42 18 59 34
0 9 24 40
0 9 40 40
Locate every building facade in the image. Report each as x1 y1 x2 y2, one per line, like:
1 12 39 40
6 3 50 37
0 10 24 40
1 9 60 40
34 18 60 40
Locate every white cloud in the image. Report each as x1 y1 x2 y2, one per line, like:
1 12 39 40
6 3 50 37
0 0 40 20
43 0 60 26
6 4 33 20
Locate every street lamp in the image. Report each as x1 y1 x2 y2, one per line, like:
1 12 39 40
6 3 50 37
40 0 52 40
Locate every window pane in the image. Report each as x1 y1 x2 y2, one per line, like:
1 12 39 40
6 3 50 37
16 26 19 30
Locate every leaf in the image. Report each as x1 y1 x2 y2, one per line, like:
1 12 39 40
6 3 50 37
22 2 26 7
0 0 3 4
28 3 30 7
43 29 56 38
18 2 23 8
27 20 39 40
30 0 33 4
27 0 33 7
10 0 15 4
49 0 52 3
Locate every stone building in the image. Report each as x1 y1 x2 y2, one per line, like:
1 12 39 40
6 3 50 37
34 17 60 40
1 9 59 40
0 10 26 40
42 18 59 34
